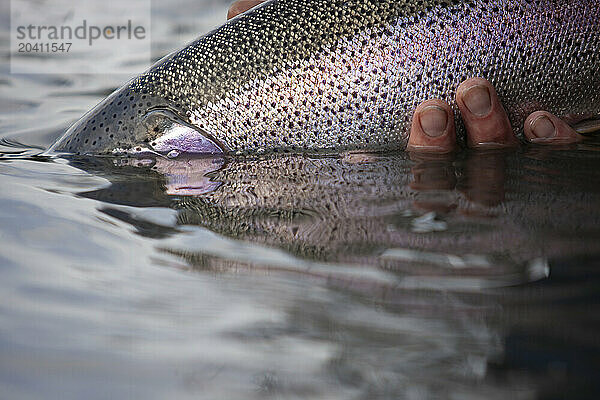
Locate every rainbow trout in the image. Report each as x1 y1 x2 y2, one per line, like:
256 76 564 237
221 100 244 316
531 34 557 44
50 0 600 156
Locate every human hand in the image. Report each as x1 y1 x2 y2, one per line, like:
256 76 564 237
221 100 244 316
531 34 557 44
407 77 582 153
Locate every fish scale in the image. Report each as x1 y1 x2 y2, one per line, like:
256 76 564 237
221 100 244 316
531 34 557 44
50 0 600 155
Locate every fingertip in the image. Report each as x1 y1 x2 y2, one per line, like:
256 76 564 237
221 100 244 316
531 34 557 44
227 3 241 20
456 78 494 117
524 111 583 144
227 0 264 19
457 78 494 97
406 99 456 153
456 78 518 148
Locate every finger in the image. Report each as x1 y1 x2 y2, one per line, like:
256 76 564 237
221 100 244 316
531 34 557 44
409 153 457 191
227 0 265 20
524 111 584 144
409 153 457 214
456 77 519 149
457 151 507 208
406 99 456 153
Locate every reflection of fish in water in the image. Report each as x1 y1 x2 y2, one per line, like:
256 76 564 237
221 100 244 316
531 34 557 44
77 152 600 280
50 0 600 156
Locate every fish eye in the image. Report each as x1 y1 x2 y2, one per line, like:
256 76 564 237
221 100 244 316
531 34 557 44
142 110 181 140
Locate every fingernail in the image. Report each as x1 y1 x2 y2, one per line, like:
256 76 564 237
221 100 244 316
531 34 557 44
463 85 491 117
531 115 556 138
419 105 448 137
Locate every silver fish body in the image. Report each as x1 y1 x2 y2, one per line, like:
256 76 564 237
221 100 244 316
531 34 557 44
50 0 600 155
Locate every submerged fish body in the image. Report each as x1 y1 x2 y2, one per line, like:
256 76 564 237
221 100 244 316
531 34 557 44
50 0 600 155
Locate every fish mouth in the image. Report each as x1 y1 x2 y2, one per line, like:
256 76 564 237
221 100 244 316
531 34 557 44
113 109 225 158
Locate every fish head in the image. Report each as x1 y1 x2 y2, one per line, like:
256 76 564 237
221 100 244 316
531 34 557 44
49 84 224 157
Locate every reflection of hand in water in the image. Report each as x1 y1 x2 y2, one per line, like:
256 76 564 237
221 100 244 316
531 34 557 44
409 151 509 214
408 152 458 214
457 152 508 208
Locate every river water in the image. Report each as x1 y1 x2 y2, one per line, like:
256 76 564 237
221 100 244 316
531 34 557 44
1 1 599 399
